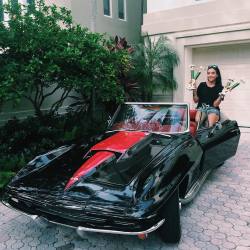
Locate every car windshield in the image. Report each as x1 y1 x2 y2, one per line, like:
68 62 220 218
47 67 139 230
109 103 189 134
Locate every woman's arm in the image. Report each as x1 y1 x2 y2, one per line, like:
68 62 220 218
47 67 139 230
193 88 199 103
213 85 224 107
213 95 224 107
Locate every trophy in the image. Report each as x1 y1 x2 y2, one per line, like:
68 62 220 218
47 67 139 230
187 65 204 90
220 79 244 97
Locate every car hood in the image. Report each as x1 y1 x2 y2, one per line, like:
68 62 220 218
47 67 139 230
8 131 174 194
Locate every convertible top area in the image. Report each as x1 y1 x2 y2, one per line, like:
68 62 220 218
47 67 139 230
109 102 190 134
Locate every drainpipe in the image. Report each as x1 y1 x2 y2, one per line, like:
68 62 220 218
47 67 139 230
141 0 146 25
90 0 97 32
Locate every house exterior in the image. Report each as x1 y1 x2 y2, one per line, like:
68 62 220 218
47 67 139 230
0 0 144 123
1 0 144 43
45 0 144 44
143 0 250 126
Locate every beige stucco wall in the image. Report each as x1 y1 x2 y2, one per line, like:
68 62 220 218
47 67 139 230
71 0 92 30
70 0 142 44
144 0 250 36
48 0 143 44
95 0 142 44
142 0 250 102
147 0 214 13
45 0 71 9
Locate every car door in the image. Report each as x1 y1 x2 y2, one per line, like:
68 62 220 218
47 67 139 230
195 120 240 171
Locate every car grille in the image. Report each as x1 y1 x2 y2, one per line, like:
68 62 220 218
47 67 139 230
5 192 150 231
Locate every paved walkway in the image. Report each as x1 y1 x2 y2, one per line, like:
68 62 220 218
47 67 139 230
0 131 250 250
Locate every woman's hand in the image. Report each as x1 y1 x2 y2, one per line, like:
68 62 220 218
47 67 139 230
213 93 224 107
187 79 196 90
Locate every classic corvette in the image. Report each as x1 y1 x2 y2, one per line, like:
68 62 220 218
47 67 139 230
1 102 240 243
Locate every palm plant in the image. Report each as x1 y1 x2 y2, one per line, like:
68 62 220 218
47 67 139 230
131 34 179 101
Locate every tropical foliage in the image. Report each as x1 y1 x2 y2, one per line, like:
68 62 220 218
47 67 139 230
130 34 179 101
0 0 125 119
0 110 109 188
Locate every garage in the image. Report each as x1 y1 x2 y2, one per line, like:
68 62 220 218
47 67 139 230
193 43 250 126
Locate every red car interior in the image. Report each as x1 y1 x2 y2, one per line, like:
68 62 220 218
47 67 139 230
189 109 197 136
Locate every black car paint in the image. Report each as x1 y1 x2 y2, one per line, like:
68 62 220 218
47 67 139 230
196 120 240 171
2 120 240 234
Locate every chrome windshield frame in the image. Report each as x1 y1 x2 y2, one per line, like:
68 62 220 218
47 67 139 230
107 102 190 135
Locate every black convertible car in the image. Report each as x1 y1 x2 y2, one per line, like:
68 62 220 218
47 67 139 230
2 102 240 243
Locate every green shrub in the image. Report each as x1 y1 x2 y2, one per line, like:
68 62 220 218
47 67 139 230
0 110 108 177
0 171 15 188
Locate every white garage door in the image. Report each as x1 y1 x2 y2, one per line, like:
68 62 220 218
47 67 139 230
193 43 250 126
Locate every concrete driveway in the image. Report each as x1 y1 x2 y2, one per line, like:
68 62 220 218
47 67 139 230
0 130 250 250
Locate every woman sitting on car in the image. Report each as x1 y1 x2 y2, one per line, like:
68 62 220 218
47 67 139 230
192 65 224 127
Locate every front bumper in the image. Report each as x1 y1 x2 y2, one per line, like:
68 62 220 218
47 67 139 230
2 191 165 236
76 219 165 235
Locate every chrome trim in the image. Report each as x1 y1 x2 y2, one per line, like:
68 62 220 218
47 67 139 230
107 105 121 130
2 200 39 220
107 102 191 135
125 102 189 105
76 219 165 235
180 169 211 205
42 218 77 229
105 129 172 137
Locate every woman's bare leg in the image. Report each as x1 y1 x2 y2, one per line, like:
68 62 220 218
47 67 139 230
195 111 201 123
208 113 219 127
195 111 207 128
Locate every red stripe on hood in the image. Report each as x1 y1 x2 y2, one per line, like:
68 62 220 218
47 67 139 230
65 151 115 190
91 131 148 153
65 131 148 190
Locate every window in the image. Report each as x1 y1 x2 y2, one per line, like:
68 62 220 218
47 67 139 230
0 0 3 22
103 0 111 16
118 0 126 20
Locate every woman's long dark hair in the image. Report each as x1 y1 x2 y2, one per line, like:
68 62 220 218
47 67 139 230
207 65 222 87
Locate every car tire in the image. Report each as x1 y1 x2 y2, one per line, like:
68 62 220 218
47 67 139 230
158 188 181 243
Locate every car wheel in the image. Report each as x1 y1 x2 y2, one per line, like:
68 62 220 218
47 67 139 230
158 188 181 243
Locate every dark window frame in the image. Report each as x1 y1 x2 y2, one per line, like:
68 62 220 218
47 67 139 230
118 0 126 20
103 0 111 17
